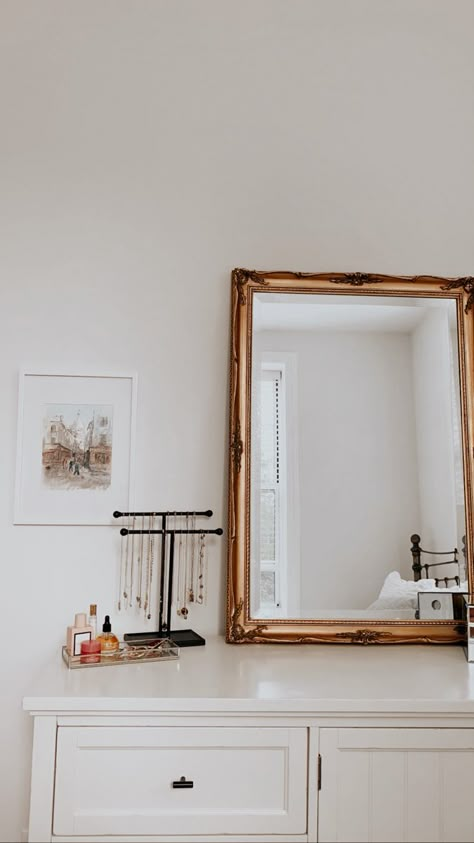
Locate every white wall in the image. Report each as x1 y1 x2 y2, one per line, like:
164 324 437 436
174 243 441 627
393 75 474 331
258 330 420 610
412 309 459 553
1 1 474 839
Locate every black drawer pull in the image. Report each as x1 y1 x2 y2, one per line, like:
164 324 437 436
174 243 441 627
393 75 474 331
172 776 194 789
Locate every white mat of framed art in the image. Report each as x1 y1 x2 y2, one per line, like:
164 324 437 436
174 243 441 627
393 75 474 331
14 370 137 525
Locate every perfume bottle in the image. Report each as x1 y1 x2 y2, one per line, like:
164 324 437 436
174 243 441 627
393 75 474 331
66 613 93 656
88 604 97 638
97 615 120 655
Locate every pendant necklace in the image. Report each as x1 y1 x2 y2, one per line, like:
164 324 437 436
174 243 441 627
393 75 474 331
189 513 196 603
147 513 154 620
123 513 131 608
136 515 145 608
144 514 152 618
197 531 207 604
118 520 125 611
129 515 136 607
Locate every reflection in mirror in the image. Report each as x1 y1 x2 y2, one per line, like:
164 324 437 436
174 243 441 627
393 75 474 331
250 293 466 621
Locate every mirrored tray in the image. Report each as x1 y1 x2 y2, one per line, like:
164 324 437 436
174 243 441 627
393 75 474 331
62 637 179 669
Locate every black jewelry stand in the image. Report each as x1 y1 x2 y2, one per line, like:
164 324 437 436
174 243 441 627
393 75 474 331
113 510 223 647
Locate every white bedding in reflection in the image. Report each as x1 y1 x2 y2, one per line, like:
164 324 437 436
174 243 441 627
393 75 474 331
368 570 467 612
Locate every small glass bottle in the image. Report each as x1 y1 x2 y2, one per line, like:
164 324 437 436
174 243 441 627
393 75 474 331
88 604 97 638
97 615 120 655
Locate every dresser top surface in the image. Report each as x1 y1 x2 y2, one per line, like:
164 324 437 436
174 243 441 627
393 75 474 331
22 636 474 714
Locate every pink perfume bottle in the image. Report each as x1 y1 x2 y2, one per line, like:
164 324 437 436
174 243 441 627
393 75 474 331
67 613 93 656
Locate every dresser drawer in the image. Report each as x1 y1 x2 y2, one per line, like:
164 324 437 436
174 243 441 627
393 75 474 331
53 726 308 836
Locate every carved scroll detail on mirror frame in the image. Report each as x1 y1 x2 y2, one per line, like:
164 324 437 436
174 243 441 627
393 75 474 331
233 268 269 305
226 268 474 645
329 273 381 286
228 600 268 642
231 421 243 474
440 277 474 314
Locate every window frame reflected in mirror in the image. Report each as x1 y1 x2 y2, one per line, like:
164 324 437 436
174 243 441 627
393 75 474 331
227 269 474 644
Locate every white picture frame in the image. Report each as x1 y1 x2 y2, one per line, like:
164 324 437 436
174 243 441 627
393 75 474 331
14 369 137 525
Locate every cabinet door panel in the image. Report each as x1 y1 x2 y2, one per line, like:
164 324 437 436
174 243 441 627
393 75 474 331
318 728 474 843
369 751 406 843
54 726 308 837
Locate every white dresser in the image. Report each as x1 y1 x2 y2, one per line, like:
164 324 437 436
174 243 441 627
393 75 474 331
23 638 474 843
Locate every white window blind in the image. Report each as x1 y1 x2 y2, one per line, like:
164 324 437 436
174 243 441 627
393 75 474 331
259 369 282 608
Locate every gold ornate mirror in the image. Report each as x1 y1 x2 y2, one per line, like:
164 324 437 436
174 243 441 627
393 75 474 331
227 269 474 644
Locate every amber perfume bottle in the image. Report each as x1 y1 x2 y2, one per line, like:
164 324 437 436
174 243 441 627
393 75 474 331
97 615 120 655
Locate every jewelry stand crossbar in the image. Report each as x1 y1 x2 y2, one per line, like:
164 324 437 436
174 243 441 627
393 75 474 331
113 510 223 647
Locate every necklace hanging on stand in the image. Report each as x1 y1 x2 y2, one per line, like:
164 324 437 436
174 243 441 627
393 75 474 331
147 513 154 620
179 514 189 619
189 513 196 603
118 521 125 611
136 515 145 608
144 514 152 618
123 513 132 608
197 531 207 604
129 515 136 607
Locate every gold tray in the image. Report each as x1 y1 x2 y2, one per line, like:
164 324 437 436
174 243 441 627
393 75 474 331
62 637 179 669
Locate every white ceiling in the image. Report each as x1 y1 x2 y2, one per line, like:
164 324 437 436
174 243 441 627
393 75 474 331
253 293 455 333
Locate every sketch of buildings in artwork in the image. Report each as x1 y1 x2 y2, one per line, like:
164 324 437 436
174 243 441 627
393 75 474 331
42 404 113 490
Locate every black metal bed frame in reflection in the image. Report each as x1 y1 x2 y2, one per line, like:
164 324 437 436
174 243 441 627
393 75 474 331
113 510 223 647
410 533 465 587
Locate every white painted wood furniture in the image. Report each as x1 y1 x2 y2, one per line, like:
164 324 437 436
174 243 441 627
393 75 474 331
24 638 474 842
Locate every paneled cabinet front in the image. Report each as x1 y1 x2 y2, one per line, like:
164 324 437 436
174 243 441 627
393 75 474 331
53 725 308 837
318 728 474 843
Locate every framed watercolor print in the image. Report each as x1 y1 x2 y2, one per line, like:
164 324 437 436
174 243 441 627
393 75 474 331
14 370 137 525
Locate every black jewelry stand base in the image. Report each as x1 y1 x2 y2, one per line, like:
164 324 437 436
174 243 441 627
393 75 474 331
124 629 206 647
168 629 206 647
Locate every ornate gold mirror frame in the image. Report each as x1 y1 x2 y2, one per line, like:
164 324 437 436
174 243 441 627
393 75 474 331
227 269 474 644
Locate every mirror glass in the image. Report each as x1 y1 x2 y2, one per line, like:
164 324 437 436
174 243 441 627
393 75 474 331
250 292 466 620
